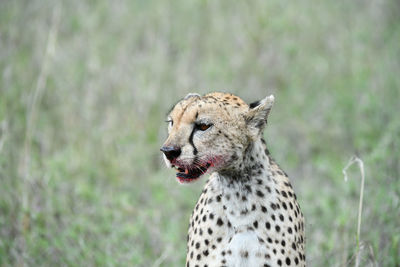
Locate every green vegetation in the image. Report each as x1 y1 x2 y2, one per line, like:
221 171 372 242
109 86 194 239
0 0 399 266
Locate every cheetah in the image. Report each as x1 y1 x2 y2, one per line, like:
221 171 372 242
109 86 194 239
161 92 305 267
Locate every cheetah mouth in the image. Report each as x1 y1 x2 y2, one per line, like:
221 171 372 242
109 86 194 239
172 162 211 183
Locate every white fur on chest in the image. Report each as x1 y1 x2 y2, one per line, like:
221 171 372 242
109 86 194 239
224 231 269 267
207 172 276 228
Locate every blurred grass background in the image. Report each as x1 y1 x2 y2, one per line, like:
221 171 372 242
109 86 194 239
0 0 399 266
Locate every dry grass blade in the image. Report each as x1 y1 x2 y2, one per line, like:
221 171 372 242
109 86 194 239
0 120 7 155
21 4 61 211
343 156 365 267
152 245 172 267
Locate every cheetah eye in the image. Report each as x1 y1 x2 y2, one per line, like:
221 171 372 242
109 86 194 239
166 119 173 127
195 123 212 131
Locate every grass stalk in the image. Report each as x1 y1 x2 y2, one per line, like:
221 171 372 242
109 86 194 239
343 156 365 267
21 4 61 211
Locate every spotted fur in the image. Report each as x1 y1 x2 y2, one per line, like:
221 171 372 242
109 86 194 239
161 92 305 266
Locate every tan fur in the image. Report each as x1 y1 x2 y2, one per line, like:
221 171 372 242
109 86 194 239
162 92 305 266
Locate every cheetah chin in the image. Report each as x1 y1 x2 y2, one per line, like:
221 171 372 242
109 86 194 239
172 162 212 183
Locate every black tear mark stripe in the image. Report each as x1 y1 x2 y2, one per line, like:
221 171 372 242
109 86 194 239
189 112 199 155
189 126 198 155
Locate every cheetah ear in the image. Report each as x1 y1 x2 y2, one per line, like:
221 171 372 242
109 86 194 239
184 93 201 100
245 95 274 137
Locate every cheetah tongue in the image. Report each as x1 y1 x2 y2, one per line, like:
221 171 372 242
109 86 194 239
176 167 189 175
175 163 211 183
176 167 185 173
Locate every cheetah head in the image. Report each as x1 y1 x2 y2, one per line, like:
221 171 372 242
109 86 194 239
161 92 274 183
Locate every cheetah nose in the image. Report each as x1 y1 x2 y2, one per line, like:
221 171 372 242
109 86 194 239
160 146 181 161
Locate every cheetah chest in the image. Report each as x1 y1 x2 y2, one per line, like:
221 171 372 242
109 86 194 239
186 173 305 267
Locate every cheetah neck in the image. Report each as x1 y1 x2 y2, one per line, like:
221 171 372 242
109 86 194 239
218 137 272 183
206 137 279 226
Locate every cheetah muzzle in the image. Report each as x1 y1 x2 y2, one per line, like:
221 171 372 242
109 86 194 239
173 161 212 183
161 92 306 267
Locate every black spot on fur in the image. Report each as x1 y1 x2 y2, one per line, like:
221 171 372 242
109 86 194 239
256 190 264 198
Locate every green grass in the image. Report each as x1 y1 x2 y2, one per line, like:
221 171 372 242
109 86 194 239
1 0 399 266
